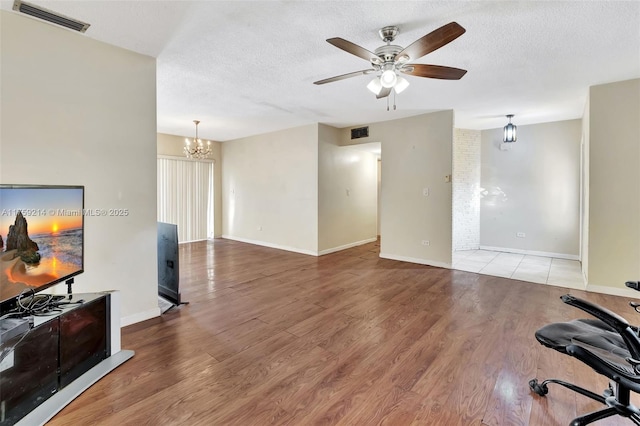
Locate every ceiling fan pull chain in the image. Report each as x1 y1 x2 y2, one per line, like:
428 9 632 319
386 95 389 111
393 90 397 110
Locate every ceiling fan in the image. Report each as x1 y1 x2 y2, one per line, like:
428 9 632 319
314 22 467 99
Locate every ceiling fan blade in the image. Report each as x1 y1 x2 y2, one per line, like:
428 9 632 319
376 86 392 99
313 69 374 85
396 22 465 62
327 38 378 62
401 64 467 80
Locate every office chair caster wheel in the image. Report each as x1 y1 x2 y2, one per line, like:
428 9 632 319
529 379 548 396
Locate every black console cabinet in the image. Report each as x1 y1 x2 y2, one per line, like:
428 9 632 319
0 292 131 425
0 319 59 424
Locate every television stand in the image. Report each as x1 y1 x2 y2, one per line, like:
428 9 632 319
66 277 75 296
0 291 133 425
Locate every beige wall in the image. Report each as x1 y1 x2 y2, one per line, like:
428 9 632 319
343 112 454 267
157 133 223 237
0 11 159 325
221 124 318 254
480 120 582 257
587 78 640 288
318 124 377 253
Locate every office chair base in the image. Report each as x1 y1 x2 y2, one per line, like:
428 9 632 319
530 377 640 425
529 378 606 403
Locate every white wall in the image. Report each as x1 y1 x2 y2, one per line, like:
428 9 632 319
581 96 590 279
317 124 377 254
0 11 159 325
222 124 318 254
342 112 453 267
157 133 223 237
453 129 481 251
480 120 582 257
587 78 640 289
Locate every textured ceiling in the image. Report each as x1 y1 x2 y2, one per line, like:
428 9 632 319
3 1 640 141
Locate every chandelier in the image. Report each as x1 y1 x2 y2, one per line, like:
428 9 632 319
184 120 212 159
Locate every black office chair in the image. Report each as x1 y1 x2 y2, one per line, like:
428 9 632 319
529 281 640 426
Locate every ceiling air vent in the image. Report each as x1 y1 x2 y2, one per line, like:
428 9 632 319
351 126 369 140
13 0 90 33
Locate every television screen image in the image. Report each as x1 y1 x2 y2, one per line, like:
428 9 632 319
0 185 84 306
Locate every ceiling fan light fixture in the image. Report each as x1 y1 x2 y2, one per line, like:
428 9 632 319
394 76 409 94
367 78 383 95
380 69 397 88
316 22 467 106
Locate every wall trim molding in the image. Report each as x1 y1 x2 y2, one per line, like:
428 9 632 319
585 284 640 299
121 307 161 327
479 245 579 261
178 237 209 244
379 252 451 269
221 235 318 256
318 238 377 256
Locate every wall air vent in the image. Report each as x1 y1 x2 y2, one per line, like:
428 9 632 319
13 0 90 33
351 126 369 140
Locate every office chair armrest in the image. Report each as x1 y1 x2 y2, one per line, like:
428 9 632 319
561 294 629 331
562 294 640 359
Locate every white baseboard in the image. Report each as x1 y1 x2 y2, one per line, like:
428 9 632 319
121 307 161 327
221 235 318 256
379 252 451 269
538 279 586 291
479 245 579 261
585 284 640 299
318 237 377 256
178 238 209 244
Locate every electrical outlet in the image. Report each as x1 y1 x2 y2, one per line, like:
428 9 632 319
258 225 262 231
517 232 526 238
421 240 430 246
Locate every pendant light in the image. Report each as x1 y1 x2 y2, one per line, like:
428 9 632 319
503 114 517 143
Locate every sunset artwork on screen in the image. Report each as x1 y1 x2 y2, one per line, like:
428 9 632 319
0 185 84 305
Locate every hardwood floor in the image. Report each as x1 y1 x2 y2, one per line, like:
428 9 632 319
49 239 639 425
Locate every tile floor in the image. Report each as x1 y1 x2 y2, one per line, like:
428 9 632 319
453 249 585 289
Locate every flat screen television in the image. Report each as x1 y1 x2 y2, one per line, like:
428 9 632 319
0 184 84 310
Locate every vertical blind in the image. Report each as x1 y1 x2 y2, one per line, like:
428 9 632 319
157 157 214 242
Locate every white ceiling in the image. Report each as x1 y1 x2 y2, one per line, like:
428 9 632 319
3 1 640 141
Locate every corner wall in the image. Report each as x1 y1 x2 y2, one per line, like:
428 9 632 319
581 96 590 279
221 124 318 254
0 11 159 325
344 112 454 267
318 124 377 254
587 78 640 289
480 120 582 257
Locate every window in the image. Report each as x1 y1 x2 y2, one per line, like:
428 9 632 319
157 157 214 242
